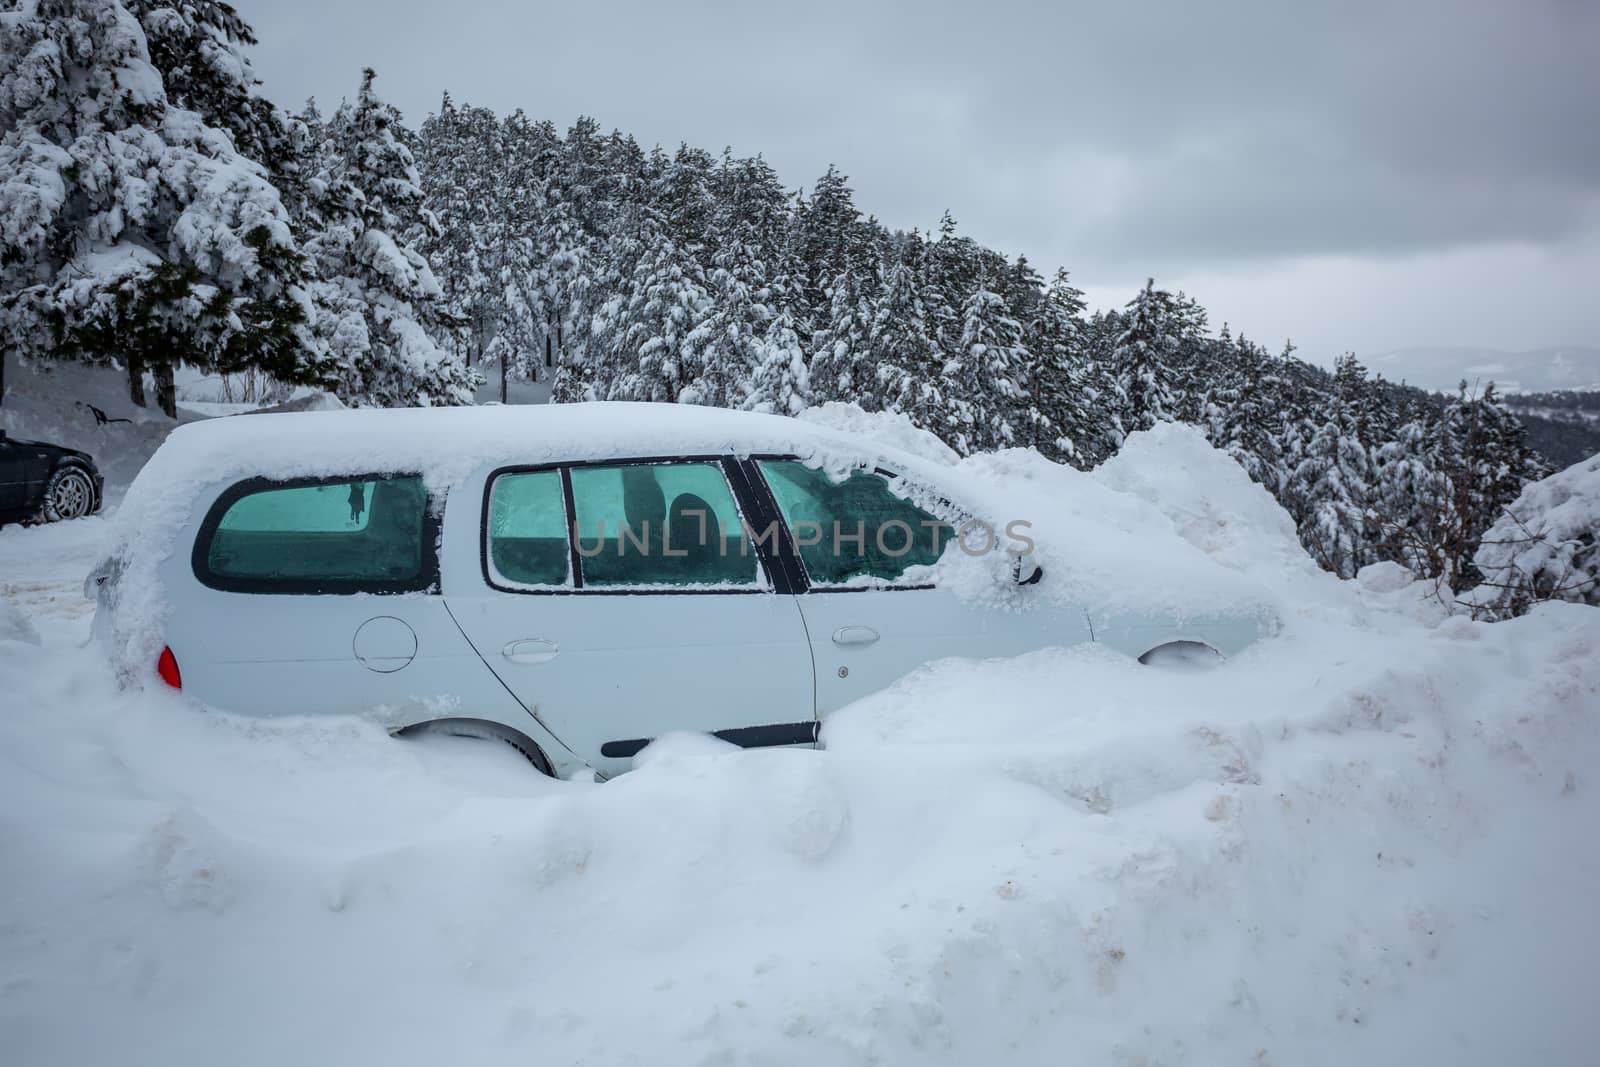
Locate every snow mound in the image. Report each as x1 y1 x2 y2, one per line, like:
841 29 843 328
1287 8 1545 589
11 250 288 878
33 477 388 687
797 401 961 465
1093 421 1313 581
1358 560 1416 593
0 596 41 645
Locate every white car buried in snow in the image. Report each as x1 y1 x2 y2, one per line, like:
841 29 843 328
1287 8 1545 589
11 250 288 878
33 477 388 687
89 403 1276 779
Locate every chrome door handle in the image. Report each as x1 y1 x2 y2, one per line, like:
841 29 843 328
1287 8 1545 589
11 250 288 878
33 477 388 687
831 625 880 647
503 638 559 664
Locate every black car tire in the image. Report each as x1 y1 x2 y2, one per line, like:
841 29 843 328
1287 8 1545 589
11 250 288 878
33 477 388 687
38 464 97 523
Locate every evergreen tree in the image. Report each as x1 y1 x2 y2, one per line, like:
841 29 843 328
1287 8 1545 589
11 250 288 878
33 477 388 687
746 307 810 415
1022 268 1093 463
0 0 323 416
1204 333 1286 493
935 286 1022 453
808 270 875 406
1430 382 1546 590
595 210 706 404
872 260 942 430
125 0 291 172
682 220 770 408
924 211 978 357
1371 416 1447 574
1287 398 1377 578
301 69 476 406
1112 280 1179 432
795 166 869 331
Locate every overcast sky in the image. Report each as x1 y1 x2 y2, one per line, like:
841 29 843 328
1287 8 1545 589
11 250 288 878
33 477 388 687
238 0 1599 366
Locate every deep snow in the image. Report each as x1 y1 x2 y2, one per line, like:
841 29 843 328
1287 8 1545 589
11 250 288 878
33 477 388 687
1 407 1598 1066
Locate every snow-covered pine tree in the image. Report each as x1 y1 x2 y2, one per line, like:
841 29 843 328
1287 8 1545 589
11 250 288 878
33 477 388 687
658 144 717 271
1022 268 1093 464
598 209 707 404
1286 397 1378 577
124 0 291 174
1429 381 1546 590
301 69 477 406
683 238 767 408
1157 289 1210 424
1112 280 1179 433
415 95 499 370
872 259 943 432
933 286 1022 453
924 211 978 360
679 157 783 409
1205 332 1286 493
795 166 869 335
1371 415 1448 575
746 306 810 415
0 0 324 416
1330 353 1394 447
808 270 876 407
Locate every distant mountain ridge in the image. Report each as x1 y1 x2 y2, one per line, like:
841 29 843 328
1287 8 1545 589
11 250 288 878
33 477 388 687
1366 346 1600 395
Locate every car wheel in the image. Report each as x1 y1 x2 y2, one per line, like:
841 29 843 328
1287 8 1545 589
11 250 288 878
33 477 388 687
40 465 96 522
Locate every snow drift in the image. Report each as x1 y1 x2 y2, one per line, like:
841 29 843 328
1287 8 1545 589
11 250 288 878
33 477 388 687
1 421 1597 1066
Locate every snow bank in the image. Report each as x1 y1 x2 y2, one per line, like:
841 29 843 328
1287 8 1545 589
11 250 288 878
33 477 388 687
798 401 961 465
1093 422 1314 583
2 462 1598 1064
0 596 40 644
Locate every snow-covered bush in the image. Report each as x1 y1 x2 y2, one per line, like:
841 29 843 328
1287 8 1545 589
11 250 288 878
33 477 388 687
1465 453 1600 619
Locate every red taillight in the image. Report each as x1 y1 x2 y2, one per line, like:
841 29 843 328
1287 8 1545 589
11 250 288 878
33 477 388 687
157 646 182 690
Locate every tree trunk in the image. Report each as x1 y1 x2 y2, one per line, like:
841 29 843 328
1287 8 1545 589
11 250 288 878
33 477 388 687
500 352 508 404
154 361 177 419
127 357 147 408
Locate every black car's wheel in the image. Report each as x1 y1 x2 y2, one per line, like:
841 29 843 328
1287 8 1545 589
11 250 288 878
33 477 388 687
40 464 96 522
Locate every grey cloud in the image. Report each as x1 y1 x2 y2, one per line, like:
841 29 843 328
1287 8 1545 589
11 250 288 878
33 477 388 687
236 0 1600 351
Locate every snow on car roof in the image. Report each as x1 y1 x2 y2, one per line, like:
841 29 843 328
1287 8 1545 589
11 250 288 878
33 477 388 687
142 401 924 480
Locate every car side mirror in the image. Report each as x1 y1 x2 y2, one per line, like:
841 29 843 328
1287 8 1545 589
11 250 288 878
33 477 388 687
1011 551 1043 586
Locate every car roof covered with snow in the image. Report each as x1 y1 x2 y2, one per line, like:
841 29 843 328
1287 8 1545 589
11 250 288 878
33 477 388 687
127 402 946 492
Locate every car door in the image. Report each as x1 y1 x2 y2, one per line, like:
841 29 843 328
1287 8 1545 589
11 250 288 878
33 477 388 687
745 458 1093 720
443 456 817 779
0 436 26 511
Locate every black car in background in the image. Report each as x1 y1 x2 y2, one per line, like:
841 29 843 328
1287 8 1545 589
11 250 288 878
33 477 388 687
0 430 102 525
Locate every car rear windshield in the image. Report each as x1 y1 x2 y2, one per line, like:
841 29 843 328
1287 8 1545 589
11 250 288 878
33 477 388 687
194 474 436 593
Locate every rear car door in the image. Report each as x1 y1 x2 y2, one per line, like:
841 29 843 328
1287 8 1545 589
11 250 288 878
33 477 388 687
745 458 1093 720
443 456 817 779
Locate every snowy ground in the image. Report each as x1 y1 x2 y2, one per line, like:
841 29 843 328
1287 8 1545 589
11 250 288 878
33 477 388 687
2 404 1598 1064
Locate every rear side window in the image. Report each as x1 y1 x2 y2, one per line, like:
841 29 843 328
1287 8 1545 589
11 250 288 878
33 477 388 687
757 460 952 587
486 469 571 588
195 474 436 593
568 461 761 588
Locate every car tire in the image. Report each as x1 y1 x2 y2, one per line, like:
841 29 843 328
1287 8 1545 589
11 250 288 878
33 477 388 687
38 464 96 523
